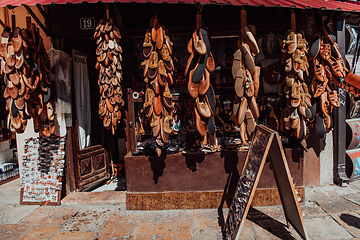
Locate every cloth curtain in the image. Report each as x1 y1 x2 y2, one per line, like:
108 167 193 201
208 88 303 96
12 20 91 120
47 48 72 137
72 49 91 149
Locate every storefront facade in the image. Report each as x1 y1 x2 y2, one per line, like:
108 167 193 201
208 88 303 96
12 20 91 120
1 0 360 207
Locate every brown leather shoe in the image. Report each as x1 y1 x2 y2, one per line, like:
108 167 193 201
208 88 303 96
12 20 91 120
240 43 255 74
193 30 207 56
241 25 260 55
237 96 248 126
240 122 248 146
151 73 161 95
144 88 154 118
158 60 167 86
232 49 242 79
253 66 260 97
154 94 162 116
163 83 172 109
150 112 160 137
199 69 210 96
148 51 158 79
328 90 340 108
156 25 164 50
195 107 206 137
143 30 153 58
188 70 199 99
245 109 256 137
206 52 215 73
234 68 244 98
244 69 254 98
248 96 259 119
196 95 211 118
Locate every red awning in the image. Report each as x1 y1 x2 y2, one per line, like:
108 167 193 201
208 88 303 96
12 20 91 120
3 0 360 12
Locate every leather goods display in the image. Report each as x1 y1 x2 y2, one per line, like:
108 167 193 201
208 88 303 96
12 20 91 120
141 17 174 156
230 25 260 146
185 14 215 138
94 18 124 134
280 30 311 139
307 25 347 138
2 24 53 136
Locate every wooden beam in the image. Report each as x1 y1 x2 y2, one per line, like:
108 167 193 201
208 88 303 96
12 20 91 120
3 7 9 27
11 14 15 32
36 4 48 23
22 4 50 37
0 19 5 28
291 12 296 31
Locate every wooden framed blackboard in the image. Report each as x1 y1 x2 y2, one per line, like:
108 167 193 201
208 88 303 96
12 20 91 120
224 124 307 240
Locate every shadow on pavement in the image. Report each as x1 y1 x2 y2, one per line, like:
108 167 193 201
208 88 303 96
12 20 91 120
340 213 360 229
247 207 296 240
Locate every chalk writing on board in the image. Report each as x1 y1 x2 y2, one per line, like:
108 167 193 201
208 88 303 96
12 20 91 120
225 130 270 239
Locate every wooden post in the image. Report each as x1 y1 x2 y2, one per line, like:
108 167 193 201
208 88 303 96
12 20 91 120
11 14 15 31
4 7 9 27
106 8 109 20
291 12 296 31
240 9 246 28
26 16 31 29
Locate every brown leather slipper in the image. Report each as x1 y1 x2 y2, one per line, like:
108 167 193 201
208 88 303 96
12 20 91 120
195 107 206 137
148 51 158 79
160 117 167 143
253 66 260 97
328 90 340 108
240 122 248 146
240 43 255 74
187 38 193 54
196 95 212 118
151 18 159 42
244 69 254 98
234 68 244 98
144 88 154 118
143 30 153 58
248 96 259 119
193 30 207 56
150 112 160 137
293 49 302 73
158 60 168 86
154 94 162 116
163 83 173 109
151 73 161 95
241 25 259 55
245 109 256 136
206 52 215 73
156 25 164 50
237 96 248 126
185 51 199 77
285 71 296 87
188 70 199 99
231 49 242 79
199 68 210 96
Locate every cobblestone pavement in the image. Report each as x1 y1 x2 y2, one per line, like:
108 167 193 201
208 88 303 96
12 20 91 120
1 179 360 239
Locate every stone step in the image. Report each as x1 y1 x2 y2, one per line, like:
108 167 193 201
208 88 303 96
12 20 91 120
61 191 126 205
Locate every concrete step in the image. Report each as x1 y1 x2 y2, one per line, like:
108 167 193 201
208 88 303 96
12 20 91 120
61 191 126 205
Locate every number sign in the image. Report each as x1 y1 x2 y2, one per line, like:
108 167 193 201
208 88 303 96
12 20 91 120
80 18 95 30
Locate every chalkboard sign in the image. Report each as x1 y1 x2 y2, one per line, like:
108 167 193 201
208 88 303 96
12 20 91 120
224 124 307 240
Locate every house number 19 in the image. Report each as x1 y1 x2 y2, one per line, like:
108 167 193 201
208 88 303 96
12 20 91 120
80 18 95 30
